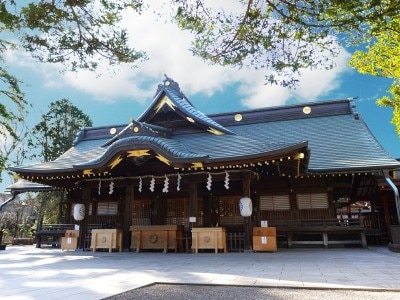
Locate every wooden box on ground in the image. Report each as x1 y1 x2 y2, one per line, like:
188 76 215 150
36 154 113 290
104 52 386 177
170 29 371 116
130 225 184 253
61 230 79 251
191 227 227 253
90 229 122 252
253 227 277 252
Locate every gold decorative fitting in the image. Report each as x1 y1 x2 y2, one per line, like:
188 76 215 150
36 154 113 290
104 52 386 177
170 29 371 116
294 153 305 160
83 169 94 175
155 96 176 113
186 117 195 123
234 114 243 121
108 155 123 169
191 162 203 168
165 80 170 86
207 128 224 135
109 127 117 135
127 150 150 157
303 106 312 114
155 154 171 165
133 126 140 133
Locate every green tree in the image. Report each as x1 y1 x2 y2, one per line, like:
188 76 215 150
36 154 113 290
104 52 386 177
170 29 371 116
0 100 30 184
1 0 146 72
29 98 93 162
1 0 143 182
29 99 92 223
3 1 400 88
349 16 400 136
0 65 27 180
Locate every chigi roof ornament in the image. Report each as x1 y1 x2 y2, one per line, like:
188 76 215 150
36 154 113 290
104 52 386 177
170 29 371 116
157 74 184 98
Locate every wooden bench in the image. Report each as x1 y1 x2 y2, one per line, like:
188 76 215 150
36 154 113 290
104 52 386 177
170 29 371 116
275 219 367 248
36 224 76 248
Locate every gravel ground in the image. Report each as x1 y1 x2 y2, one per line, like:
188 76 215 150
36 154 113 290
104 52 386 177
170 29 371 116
104 284 400 300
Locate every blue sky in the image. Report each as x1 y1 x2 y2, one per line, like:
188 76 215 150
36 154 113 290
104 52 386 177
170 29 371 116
1 1 400 192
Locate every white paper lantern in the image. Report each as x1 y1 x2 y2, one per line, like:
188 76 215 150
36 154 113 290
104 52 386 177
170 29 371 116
239 197 252 217
73 204 85 221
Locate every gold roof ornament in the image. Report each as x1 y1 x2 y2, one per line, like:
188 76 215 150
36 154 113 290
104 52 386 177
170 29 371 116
127 150 151 157
108 155 123 169
154 95 176 113
191 162 203 168
207 127 224 135
303 106 312 114
83 169 94 175
155 154 171 165
234 114 243 122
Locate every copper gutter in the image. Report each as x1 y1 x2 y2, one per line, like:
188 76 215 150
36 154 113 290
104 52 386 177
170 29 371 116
0 191 20 212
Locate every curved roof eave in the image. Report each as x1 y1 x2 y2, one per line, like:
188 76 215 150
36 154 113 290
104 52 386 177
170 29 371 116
73 136 209 170
203 141 309 164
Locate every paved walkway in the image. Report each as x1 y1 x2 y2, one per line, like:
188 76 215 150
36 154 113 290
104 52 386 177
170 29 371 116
0 245 399 299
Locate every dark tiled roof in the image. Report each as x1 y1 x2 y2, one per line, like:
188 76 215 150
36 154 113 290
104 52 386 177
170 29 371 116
178 132 307 162
9 81 400 175
223 102 399 172
11 138 108 173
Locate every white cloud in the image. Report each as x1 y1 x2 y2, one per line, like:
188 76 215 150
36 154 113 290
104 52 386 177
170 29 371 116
238 45 351 109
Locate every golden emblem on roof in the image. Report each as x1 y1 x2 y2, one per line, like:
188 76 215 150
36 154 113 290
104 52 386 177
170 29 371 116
207 127 224 135
155 95 176 113
108 155 123 169
155 154 171 165
127 150 151 157
191 162 203 168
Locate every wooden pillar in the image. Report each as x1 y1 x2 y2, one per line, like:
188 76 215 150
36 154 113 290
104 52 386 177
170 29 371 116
383 196 392 228
123 185 134 250
189 180 198 228
243 171 253 251
327 185 336 217
79 187 91 249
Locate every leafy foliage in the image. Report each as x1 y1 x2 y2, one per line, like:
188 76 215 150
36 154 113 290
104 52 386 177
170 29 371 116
29 98 93 162
0 193 36 238
349 15 400 136
172 0 400 87
0 65 27 179
1 1 144 182
35 192 65 224
1 0 147 72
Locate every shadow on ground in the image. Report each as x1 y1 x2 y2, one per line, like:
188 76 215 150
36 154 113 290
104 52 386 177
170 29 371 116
103 283 400 300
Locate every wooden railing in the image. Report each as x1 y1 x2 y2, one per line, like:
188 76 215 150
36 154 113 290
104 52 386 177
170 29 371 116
273 218 364 229
36 223 104 248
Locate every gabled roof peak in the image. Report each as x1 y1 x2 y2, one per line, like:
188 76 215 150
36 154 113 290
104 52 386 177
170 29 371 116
139 77 233 135
154 74 186 100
